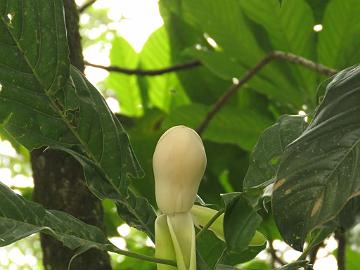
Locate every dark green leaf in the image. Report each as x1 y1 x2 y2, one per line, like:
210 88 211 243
244 115 307 188
224 196 262 252
215 265 237 270
273 66 360 250
197 231 225 269
275 260 308 270
0 182 110 252
0 2 154 237
219 244 266 265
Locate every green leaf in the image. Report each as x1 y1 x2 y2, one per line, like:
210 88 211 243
139 27 189 112
0 1 155 236
244 115 307 188
272 65 360 250
160 0 230 105
275 260 308 270
107 37 143 116
343 247 360 270
180 0 305 107
219 244 266 265
163 103 272 151
238 0 317 97
318 0 360 69
215 265 237 270
223 196 263 252
196 231 225 269
0 182 110 253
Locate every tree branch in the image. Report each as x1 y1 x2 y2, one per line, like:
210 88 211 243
78 0 97 13
268 240 286 267
196 51 338 134
85 60 201 76
196 208 225 240
335 231 346 270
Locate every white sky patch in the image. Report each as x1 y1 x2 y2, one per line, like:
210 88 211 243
0 140 17 157
204 33 218 49
313 24 323 32
145 237 155 248
232 77 240 84
117 223 131 237
314 255 337 270
106 97 121 113
109 237 127 250
83 43 110 86
80 0 163 52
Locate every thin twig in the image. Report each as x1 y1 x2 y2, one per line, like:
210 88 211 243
268 240 286 266
78 0 97 13
335 231 346 270
108 245 177 267
196 209 225 239
85 60 201 76
309 242 323 265
196 51 338 134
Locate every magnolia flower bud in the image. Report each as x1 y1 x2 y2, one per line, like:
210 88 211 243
153 126 207 214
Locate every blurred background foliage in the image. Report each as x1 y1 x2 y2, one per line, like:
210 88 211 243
2 0 360 269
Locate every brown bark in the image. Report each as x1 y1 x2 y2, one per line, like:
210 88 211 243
31 1 111 269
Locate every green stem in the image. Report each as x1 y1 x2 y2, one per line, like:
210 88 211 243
297 229 328 261
196 209 225 239
108 245 177 267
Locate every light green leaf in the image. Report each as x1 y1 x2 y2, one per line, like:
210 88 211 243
139 27 189 112
107 37 143 116
318 0 360 69
273 66 360 250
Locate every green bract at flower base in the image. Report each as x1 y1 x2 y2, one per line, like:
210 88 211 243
155 215 177 270
191 205 267 246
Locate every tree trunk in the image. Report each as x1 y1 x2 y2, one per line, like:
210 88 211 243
31 1 112 269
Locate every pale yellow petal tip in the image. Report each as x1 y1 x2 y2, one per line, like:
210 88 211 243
249 231 267 246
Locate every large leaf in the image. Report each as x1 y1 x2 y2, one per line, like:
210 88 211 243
163 103 272 151
272 65 360 250
223 196 263 252
180 0 305 107
107 37 143 116
318 0 360 69
0 182 110 254
0 0 156 236
159 0 230 105
244 115 307 188
238 0 317 98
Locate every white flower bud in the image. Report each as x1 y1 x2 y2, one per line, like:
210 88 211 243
153 126 207 214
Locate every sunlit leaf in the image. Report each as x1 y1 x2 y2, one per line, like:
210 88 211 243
107 37 143 116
